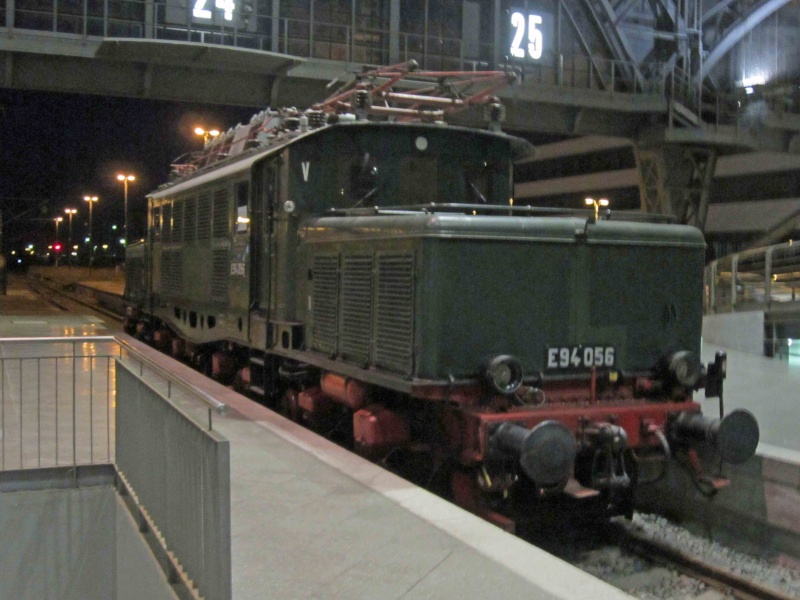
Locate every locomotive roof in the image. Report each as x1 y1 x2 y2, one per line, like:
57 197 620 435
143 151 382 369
301 213 706 248
148 120 532 200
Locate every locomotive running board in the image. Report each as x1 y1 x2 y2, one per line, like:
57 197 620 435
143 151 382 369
563 478 601 499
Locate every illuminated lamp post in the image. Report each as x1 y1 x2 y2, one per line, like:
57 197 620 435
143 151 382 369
585 197 609 221
194 126 220 144
116 173 136 245
83 195 98 273
54 217 63 267
64 208 77 266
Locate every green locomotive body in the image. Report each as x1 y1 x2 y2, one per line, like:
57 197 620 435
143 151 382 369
126 67 757 530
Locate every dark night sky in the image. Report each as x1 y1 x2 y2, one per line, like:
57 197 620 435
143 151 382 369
1 89 258 251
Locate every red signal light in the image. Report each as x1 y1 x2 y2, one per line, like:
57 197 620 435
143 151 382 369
53 243 62 252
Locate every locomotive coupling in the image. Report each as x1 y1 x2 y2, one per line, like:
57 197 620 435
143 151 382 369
490 421 576 491
670 409 759 464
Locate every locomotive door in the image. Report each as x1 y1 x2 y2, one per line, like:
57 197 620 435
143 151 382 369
250 160 278 312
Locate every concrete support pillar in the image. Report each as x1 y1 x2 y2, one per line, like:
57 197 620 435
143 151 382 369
389 0 400 64
145 0 154 39
634 144 717 230
271 0 280 53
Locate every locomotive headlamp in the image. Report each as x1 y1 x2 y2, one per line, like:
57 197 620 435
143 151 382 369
668 351 702 387
483 355 523 395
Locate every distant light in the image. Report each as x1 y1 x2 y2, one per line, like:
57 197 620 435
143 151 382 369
789 339 794 347
84 237 90 243
10 251 15 256
48 245 53 250
112 225 118 230
102 244 109 250
73 245 79 250
17 259 21 264
236 216 250 224
745 87 754 95
120 239 126 245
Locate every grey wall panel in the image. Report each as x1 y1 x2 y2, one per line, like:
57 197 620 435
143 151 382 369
0 487 115 600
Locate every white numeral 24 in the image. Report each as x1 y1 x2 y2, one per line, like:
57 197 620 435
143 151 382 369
193 0 235 21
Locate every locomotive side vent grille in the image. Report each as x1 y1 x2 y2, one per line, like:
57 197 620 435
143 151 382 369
311 255 339 356
160 249 183 296
184 196 197 242
339 255 373 365
172 201 184 242
212 188 229 238
197 191 212 241
211 249 229 303
162 203 173 244
374 253 415 375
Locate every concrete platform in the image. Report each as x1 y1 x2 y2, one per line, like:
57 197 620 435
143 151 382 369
124 337 633 600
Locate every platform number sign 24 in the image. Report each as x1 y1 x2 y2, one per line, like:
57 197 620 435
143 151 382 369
193 0 235 21
509 11 544 60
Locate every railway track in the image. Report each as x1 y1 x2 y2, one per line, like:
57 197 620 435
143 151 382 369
610 520 799 600
26 275 125 323
531 516 800 600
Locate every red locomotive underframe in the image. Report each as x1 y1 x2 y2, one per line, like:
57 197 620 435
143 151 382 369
458 399 701 465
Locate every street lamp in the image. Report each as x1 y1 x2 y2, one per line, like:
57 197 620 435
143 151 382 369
54 217 63 267
116 173 136 245
194 126 220 144
585 197 609 221
64 208 77 266
83 195 98 272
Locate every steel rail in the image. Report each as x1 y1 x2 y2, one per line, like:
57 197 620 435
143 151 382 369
613 525 797 600
26 276 123 322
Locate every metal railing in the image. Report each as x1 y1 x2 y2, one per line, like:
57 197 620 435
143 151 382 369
0 335 227 468
116 360 231 600
705 240 800 315
0 335 232 599
0 337 118 471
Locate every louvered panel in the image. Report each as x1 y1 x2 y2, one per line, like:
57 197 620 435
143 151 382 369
212 188 229 238
172 202 184 242
311 255 339 355
374 254 415 375
184 196 197 242
161 203 173 244
339 255 373 364
211 249 229 303
197 192 212 240
160 249 182 296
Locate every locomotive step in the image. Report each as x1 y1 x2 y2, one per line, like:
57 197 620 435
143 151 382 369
563 478 601 499
249 356 266 367
249 385 266 397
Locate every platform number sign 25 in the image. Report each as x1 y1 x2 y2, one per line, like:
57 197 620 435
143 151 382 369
509 11 544 60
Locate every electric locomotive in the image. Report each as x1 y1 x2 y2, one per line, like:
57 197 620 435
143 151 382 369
125 63 759 531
